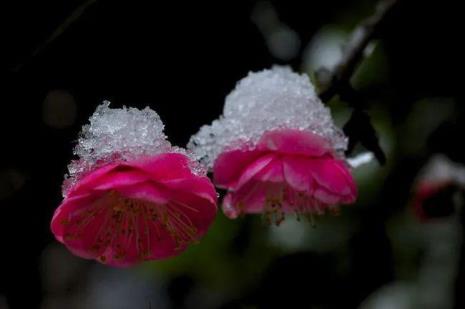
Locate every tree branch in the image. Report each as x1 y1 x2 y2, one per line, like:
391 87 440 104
315 0 399 165
318 0 399 103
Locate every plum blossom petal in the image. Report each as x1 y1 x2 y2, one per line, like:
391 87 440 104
225 180 269 217
130 153 195 182
213 148 265 188
282 156 315 193
306 159 356 201
230 154 277 189
257 128 332 157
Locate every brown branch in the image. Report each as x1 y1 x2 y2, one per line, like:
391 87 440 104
11 0 98 73
318 0 399 103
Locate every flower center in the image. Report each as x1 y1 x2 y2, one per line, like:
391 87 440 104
257 184 339 225
64 190 198 263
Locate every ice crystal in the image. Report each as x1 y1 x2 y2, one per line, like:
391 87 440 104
75 101 171 163
64 101 197 196
188 66 347 168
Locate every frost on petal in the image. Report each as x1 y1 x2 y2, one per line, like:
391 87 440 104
64 102 198 196
188 66 347 168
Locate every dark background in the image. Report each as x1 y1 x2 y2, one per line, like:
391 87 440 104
0 0 463 308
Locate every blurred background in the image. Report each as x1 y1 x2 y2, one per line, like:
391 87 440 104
0 0 463 308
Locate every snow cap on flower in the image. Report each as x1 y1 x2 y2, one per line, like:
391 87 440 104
188 66 347 168
74 101 170 166
53 102 216 267
64 101 202 195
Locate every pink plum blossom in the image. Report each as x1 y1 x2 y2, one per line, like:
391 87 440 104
52 153 217 266
412 155 465 221
51 103 217 266
188 67 358 223
214 128 357 224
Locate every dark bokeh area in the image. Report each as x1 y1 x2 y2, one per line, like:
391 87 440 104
0 0 463 308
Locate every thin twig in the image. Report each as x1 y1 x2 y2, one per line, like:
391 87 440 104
318 0 399 102
12 0 98 73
